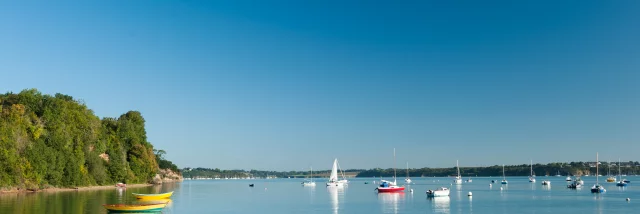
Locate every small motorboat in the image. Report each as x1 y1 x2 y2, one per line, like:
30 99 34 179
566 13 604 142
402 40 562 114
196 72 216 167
364 182 369 184
542 180 550 185
132 191 174 200
103 203 167 213
426 187 450 197
567 181 582 189
115 183 126 188
491 180 496 183
616 181 628 187
249 184 254 187
565 176 572 181
624 180 631 183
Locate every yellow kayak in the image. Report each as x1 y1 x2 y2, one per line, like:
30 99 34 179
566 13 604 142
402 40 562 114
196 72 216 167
132 191 174 200
103 203 166 212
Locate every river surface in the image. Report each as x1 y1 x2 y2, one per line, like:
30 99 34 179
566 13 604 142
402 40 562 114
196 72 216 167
1 176 639 213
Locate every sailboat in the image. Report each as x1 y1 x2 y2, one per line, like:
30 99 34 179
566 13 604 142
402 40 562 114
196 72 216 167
501 165 508 184
405 162 412 184
376 148 405 193
606 160 616 182
529 160 536 183
453 160 462 184
326 159 348 186
591 152 606 193
616 159 628 187
302 166 316 186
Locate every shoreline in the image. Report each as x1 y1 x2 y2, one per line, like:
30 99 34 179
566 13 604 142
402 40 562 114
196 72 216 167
0 183 153 194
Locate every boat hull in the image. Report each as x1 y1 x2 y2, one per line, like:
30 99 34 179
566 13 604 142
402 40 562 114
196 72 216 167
132 191 174 200
426 191 450 197
376 186 405 193
103 203 166 213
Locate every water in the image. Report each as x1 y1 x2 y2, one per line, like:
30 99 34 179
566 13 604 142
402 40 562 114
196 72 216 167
1 177 639 213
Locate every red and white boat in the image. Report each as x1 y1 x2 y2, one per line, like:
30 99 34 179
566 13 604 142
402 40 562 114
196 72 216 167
375 148 405 193
376 180 405 192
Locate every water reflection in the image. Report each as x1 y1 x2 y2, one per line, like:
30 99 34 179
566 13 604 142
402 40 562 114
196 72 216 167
0 183 180 214
377 192 404 213
327 186 345 214
428 196 450 214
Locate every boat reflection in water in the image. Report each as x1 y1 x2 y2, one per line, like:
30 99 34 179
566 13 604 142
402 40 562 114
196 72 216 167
428 196 450 214
377 192 405 214
327 186 345 214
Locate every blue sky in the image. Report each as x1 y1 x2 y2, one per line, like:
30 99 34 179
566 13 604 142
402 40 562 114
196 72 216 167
1 1 639 170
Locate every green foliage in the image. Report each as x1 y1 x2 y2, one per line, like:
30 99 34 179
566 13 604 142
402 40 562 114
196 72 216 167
0 89 170 189
155 149 180 174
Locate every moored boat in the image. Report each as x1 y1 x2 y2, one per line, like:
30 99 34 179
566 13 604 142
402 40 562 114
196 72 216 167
405 162 412 184
326 159 348 186
103 203 167 213
591 152 606 193
375 148 405 193
426 187 450 197
567 180 582 189
501 165 508 184
453 160 462 184
132 191 174 200
376 180 405 193
302 166 316 186
542 180 550 185
529 160 536 183
616 159 628 187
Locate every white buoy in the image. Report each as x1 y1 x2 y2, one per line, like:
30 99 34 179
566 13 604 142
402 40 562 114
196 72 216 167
627 198 630 201
468 192 473 196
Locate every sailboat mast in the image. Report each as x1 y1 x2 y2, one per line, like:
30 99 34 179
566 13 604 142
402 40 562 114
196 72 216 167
619 158 621 180
457 160 460 178
530 160 533 176
503 165 505 179
596 152 599 184
393 148 397 183
406 162 409 178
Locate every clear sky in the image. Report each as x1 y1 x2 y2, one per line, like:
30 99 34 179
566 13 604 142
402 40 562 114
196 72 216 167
1 1 639 171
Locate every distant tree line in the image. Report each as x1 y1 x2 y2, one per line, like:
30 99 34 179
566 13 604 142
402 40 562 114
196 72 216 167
182 167 363 179
356 161 640 177
0 89 177 190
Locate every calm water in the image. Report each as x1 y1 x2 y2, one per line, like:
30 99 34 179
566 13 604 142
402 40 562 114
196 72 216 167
1 177 639 213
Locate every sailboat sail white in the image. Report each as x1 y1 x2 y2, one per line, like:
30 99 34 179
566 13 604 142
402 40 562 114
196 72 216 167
327 159 348 186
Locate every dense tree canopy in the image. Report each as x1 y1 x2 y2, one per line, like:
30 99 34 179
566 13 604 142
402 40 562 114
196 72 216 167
0 89 175 189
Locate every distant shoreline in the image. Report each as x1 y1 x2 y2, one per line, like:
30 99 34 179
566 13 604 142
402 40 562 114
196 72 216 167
0 183 153 194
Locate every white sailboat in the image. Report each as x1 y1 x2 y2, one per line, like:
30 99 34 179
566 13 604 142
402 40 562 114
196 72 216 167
501 165 508 184
453 160 462 184
529 160 536 183
405 162 412 184
302 166 316 186
327 159 348 186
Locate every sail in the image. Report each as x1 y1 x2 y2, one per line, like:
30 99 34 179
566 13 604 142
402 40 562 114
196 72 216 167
329 159 339 182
